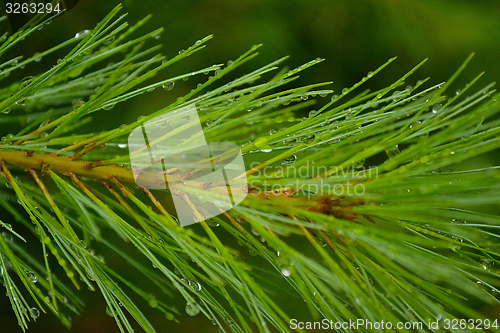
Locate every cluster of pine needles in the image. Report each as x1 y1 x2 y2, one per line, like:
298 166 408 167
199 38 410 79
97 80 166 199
0 4 500 333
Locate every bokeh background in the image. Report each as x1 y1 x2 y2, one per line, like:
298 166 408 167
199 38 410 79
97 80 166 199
1 0 500 332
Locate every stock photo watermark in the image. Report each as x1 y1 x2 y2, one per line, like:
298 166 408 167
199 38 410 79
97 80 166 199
248 160 378 199
2 0 79 32
128 104 248 227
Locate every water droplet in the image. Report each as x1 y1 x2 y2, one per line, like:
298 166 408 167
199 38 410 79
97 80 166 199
432 104 442 114
301 94 308 100
386 145 400 159
190 280 202 291
102 103 116 110
227 60 234 66
73 101 85 110
405 85 413 92
75 30 90 38
30 307 40 318
309 110 317 117
302 134 315 144
281 266 291 277
15 97 27 106
185 302 200 316
206 219 219 227
106 306 114 317
103 35 115 45
26 271 37 283
282 155 297 165
248 228 259 237
32 52 43 62
19 76 34 90
260 145 273 153
330 95 339 102
2 107 11 114
367 71 374 78
480 259 494 270
391 91 402 102
178 49 185 55
342 88 349 94
162 82 175 90
148 298 158 308
165 312 175 320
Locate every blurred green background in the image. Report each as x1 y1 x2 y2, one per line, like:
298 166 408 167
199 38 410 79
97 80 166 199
10 0 500 128
1 0 500 332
